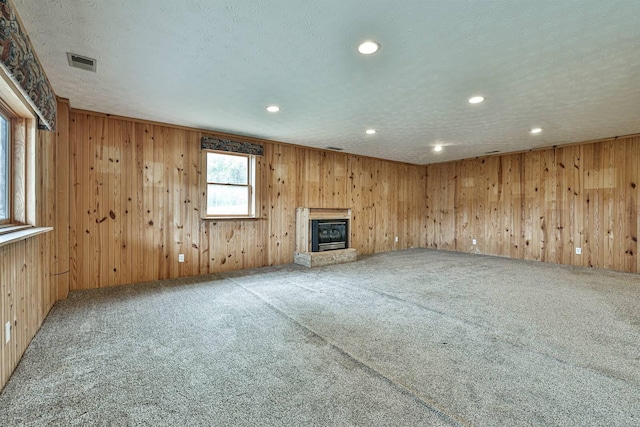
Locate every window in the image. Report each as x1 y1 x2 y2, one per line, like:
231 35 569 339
204 151 256 217
0 111 10 224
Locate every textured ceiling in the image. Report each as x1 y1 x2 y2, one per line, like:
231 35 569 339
14 0 640 164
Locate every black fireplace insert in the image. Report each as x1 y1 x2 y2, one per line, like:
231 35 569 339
311 219 348 252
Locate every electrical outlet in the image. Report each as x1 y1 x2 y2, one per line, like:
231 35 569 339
178 253 185 263
395 236 398 242
472 239 477 245
5 322 9 344
575 247 582 255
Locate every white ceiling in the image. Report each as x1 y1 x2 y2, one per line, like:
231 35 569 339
14 0 640 164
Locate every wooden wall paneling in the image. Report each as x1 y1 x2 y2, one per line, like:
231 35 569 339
625 137 639 272
562 146 581 266
103 118 117 288
69 113 79 290
67 109 640 286
583 144 593 266
2 120 57 391
197 138 208 276
11 242 21 382
454 161 468 252
565 145 585 265
440 161 456 251
78 114 95 289
326 151 348 208
472 159 486 254
178 128 190 276
47 140 55 304
348 155 374 254
198 216 210 276
166 128 184 279
40 124 55 308
94 115 109 288
267 143 297 266
164 125 181 279
425 165 442 249
419 168 428 248
411 165 427 249
544 149 560 263
1 245 6 385
525 151 541 261
424 135 640 274
583 144 596 268
123 119 139 285
53 100 70 299
253 153 269 268
592 142 605 269
0 234 56 392
154 125 168 280
214 221 236 272
424 164 436 248
467 160 481 253
601 140 615 270
397 165 421 249
294 148 308 208
1 242 18 387
87 114 101 287
185 131 201 277
361 156 377 254
476 159 489 254
496 156 508 256
397 166 409 249
373 160 391 253
487 156 503 256
612 140 627 272
511 154 525 259
556 147 569 265
304 149 321 207
139 122 155 282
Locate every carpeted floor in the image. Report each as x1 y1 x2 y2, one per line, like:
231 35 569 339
1 249 639 426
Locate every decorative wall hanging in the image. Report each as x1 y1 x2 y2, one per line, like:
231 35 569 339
0 0 57 131
201 136 264 156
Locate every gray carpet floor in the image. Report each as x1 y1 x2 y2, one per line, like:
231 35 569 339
1 248 639 426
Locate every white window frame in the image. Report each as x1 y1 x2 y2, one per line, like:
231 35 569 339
202 150 258 219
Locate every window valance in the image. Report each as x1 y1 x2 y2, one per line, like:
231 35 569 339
0 0 56 131
201 136 263 156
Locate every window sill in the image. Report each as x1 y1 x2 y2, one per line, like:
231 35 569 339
201 216 266 221
0 226 53 249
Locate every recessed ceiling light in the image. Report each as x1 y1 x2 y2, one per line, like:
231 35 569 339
266 105 280 113
366 129 376 135
358 40 380 55
468 96 485 104
434 146 443 152
530 127 542 134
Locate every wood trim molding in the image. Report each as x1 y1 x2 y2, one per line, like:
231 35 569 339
0 226 52 248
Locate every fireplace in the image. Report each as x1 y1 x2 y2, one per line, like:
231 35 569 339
294 207 357 268
311 219 348 252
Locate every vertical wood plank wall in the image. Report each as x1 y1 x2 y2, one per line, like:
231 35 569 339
425 136 640 273
68 111 427 290
1 99 69 389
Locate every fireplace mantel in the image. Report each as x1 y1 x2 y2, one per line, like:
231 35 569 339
294 207 358 268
